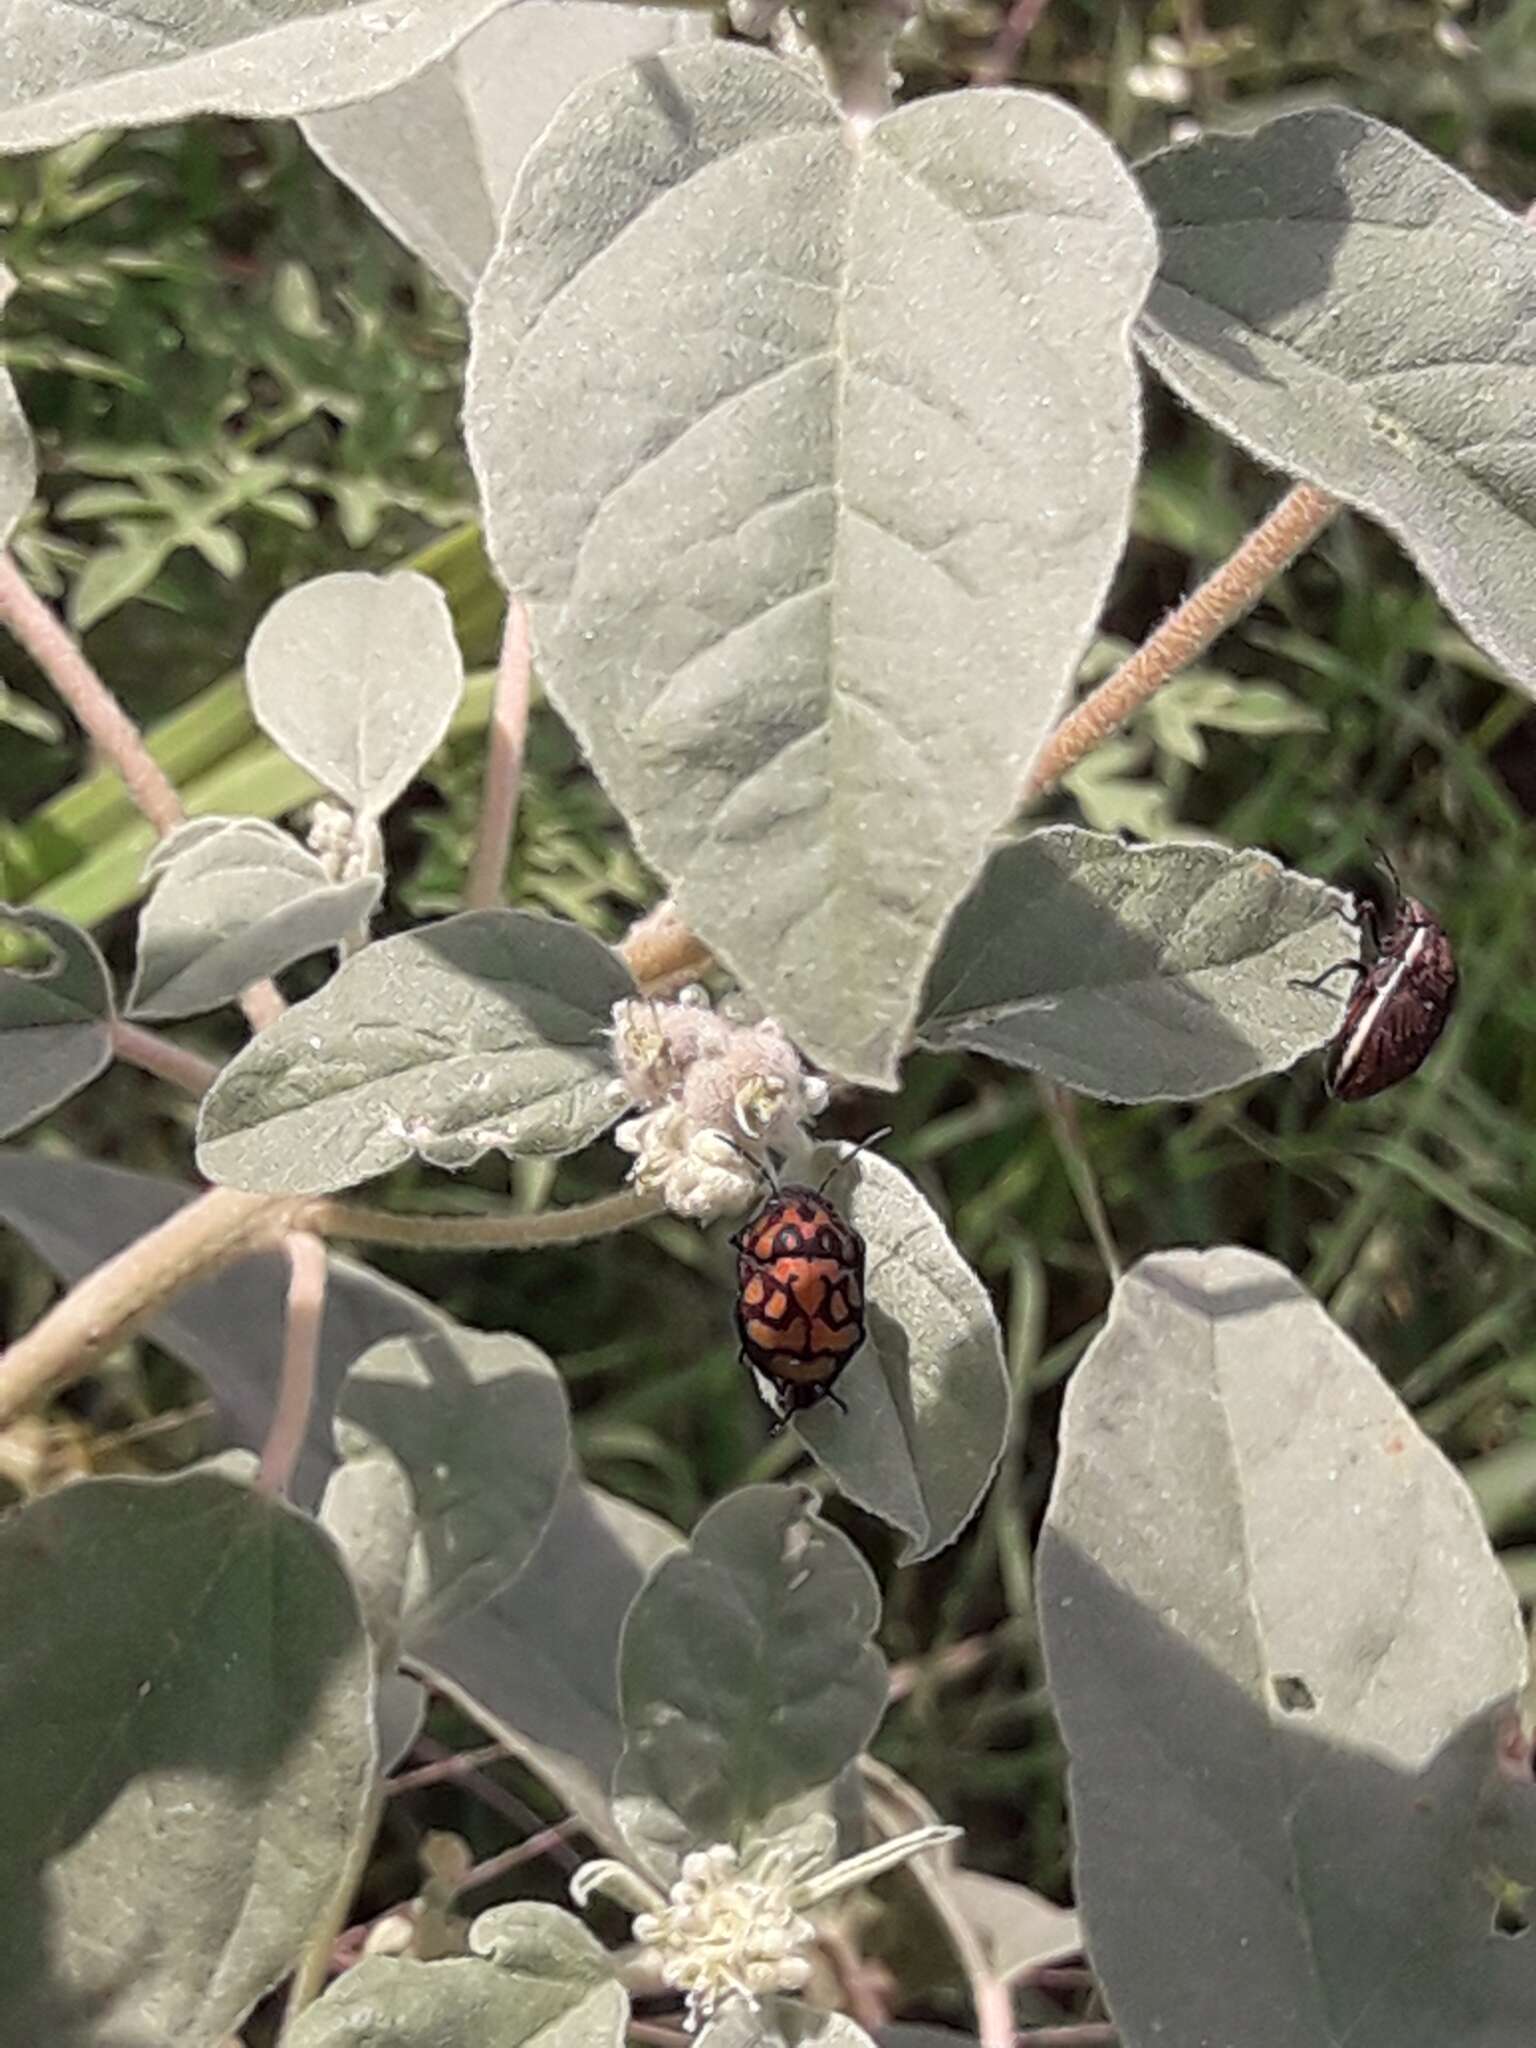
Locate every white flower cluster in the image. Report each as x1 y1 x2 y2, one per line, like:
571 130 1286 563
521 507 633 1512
306 798 383 885
631 1844 815 2028
608 989 828 1222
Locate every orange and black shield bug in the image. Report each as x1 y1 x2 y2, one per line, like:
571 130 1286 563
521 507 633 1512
727 1137 888 1429
1298 855 1457 1102
733 1182 867 1427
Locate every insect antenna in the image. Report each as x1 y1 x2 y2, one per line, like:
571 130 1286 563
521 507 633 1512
815 1126 893 1196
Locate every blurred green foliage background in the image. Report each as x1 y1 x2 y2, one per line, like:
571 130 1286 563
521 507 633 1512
4 0 1536 1962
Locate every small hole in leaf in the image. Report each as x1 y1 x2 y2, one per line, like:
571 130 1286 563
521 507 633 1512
1492 1896 1530 1939
0 918 61 978
1273 1675 1316 1714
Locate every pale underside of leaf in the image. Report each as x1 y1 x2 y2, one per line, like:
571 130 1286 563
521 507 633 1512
917 827 1352 1101
1137 107 1536 692
797 1148 1009 1564
128 820 381 1018
468 44 1156 1085
302 3 704 299
196 909 633 1194
0 0 524 151
1038 1246 1534 2048
245 569 464 815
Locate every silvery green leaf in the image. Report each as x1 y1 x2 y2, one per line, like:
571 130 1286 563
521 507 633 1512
338 1325 571 1642
196 909 632 1195
945 1871 1082 1983
0 1149 447 1508
287 1901 625 2048
320 1430 417 1658
0 907 113 1137
247 570 464 816
128 818 382 1018
797 1150 1009 1565
414 1479 681 1845
0 265 35 547
1138 109 1536 692
467 45 1155 1086
917 828 1352 1101
1039 1247 1534 2048
303 4 704 299
0 1471 374 2046
141 813 294 882
701 2002 879 2048
0 0 526 152
614 1484 886 1879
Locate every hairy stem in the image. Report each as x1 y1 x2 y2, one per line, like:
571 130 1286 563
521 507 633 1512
109 1019 219 1096
257 1232 327 1497
0 552 185 837
1023 481 1338 794
463 598 532 912
302 1185 663 1251
0 1186 303 1429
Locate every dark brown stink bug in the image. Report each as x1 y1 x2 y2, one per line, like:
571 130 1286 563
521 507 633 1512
731 1151 876 1429
1301 856 1458 1102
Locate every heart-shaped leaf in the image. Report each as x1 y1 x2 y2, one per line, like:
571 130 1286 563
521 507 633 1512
0 907 113 1137
1038 1247 1535 2048
128 816 380 1018
917 828 1351 1101
614 1484 886 1880
467 43 1155 1085
247 570 464 817
1138 109 1536 693
0 1470 374 2046
795 1149 1009 1565
196 909 633 1194
338 1324 571 1642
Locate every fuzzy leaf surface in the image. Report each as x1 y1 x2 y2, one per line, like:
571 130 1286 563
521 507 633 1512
0 265 34 545
247 570 464 815
338 1325 571 1642
1138 109 1536 691
286 1901 625 2048
303 4 702 298
0 0 525 151
797 1150 1009 1564
0 1471 374 2048
614 1484 886 1878
197 909 632 1193
1038 1247 1535 2048
467 45 1154 1084
0 907 113 1136
918 828 1351 1100
414 1480 681 1844
128 817 380 1018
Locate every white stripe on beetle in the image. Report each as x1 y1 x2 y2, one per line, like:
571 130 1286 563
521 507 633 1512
1333 923 1429 1089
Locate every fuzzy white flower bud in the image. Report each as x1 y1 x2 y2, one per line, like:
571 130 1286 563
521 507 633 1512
608 991 829 1222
